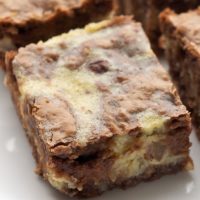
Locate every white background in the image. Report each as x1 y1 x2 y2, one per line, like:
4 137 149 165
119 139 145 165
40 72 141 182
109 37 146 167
0 69 200 200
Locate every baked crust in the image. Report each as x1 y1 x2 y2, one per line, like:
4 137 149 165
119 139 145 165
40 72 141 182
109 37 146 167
160 8 200 138
5 16 193 197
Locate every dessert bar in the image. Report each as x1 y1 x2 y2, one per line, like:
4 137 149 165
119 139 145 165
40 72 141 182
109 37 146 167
160 8 200 138
117 0 199 52
5 16 193 197
0 0 116 67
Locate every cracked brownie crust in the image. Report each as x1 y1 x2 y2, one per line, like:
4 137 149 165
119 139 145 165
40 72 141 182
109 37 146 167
5 16 193 197
160 8 200 138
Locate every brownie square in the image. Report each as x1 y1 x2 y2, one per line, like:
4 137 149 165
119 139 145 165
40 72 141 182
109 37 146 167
0 0 116 67
5 16 193 197
160 8 200 138
117 0 200 52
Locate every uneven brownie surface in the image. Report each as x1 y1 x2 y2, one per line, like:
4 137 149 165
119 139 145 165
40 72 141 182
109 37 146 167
160 8 200 138
0 0 111 23
0 0 115 52
5 16 193 197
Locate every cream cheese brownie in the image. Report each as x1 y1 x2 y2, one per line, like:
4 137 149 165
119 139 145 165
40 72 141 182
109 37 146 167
160 8 200 139
5 16 193 197
0 0 116 68
117 0 200 52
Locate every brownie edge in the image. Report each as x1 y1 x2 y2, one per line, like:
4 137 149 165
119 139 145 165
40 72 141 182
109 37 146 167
160 8 200 139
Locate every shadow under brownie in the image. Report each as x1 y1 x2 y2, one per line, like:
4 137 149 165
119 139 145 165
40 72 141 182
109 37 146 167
160 8 200 139
0 0 116 68
5 16 193 197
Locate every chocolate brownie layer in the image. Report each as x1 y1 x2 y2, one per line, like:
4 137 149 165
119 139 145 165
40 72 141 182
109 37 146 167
117 0 200 52
5 16 193 197
0 0 116 68
160 8 200 138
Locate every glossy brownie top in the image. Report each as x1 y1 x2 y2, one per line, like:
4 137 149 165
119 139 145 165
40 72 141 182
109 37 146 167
0 0 105 24
160 8 200 53
10 16 189 158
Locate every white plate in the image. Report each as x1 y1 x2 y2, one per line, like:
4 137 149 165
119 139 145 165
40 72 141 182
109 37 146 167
0 69 200 200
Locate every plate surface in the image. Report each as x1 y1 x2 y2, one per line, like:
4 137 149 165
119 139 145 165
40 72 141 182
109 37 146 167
0 69 200 200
